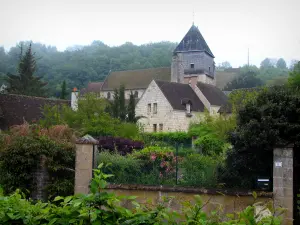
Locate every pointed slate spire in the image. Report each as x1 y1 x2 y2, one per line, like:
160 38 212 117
174 24 214 58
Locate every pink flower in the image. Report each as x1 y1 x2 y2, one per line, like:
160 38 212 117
150 153 157 161
159 172 163 178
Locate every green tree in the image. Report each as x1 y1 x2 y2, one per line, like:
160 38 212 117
260 58 273 69
119 84 126 121
217 61 232 69
223 70 263 91
223 86 300 188
127 92 136 123
6 43 47 97
288 61 300 88
111 88 120 119
276 58 287 69
60 80 67 99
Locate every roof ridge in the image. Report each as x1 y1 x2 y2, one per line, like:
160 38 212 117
110 67 170 74
0 94 70 102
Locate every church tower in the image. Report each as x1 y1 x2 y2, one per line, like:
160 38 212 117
171 24 216 85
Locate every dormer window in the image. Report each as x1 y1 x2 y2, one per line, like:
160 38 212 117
190 63 195 69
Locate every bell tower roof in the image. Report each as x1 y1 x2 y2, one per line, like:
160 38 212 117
174 24 214 58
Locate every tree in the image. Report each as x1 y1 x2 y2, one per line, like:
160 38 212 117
276 58 287 69
60 80 67 99
223 70 263 91
260 58 273 69
6 43 47 97
119 84 126 122
223 86 300 188
290 59 299 70
127 92 136 123
288 61 300 89
111 89 120 119
218 61 232 69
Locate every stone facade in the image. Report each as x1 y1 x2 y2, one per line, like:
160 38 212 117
273 147 293 225
135 81 203 132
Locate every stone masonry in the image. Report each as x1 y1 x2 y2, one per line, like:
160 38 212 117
273 147 293 225
74 144 94 194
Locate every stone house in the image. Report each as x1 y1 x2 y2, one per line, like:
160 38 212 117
78 23 231 132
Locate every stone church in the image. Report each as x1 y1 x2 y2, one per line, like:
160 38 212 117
80 24 235 132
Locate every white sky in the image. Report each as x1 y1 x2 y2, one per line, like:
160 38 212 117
0 0 299 67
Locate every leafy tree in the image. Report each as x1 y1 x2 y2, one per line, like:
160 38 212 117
111 89 120 119
127 92 136 123
217 61 232 69
60 80 67 99
290 59 299 70
276 58 287 69
223 70 263 91
288 61 300 89
6 43 47 97
260 58 273 69
223 86 300 188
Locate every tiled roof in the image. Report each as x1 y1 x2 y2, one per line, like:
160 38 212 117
174 24 214 57
101 67 170 91
197 82 228 106
80 82 103 95
0 94 70 130
155 80 205 112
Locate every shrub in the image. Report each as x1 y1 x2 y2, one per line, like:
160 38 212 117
180 154 220 187
0 124 75 199
194 135 225 156
142 132 191 148
97 136 144 155
97 151 142 184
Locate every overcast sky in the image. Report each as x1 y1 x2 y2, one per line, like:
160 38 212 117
0 0 299 67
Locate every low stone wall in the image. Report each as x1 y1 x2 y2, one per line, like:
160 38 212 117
107 184 272 214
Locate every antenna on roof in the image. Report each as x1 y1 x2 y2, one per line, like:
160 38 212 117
192 10 195 25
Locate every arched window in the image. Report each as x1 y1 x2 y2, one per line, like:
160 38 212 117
107 92 111 99
134 91 138 98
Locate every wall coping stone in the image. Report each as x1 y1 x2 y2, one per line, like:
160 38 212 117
107 184 273 197
76 135 98 144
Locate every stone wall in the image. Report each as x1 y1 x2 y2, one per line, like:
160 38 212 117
273 147 294 225
135 80 203 132
100 89 145 100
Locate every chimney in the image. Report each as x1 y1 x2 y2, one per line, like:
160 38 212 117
183 75 197 89
71 87 78 111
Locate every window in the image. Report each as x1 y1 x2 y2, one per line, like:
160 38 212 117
107 92 111 99
159 124 163 131
134 91 138 98
186 103 191 114
147 104 151 114
153 103 157 114
153 124 157 132
190 63 195 69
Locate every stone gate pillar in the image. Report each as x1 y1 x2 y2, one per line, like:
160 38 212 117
74 136 98 194
273 146 293 225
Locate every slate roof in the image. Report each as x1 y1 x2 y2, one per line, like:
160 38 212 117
101 67 170 91
0 94 70 130
174 24 214 58
155 80 205 112
196 82 228 106
80 82 103 95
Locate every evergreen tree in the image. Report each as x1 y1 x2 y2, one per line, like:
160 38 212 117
119 84 126 121
111 88 119 119
6 43 47 97
127 92 136 123
60 80 67 99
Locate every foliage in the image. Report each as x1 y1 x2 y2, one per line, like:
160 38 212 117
0 124 75 199
142 131 191 147
40 93 140 139
223 70 263 91
97 136 144 155
0 164 285 225
276 58 287 69
193 135 225 156
217 61 232 69
5 43 47 97
0 41 177 97
60 80 67 99
288 61 300 89
127 91 136 123
224 85 300 188
180 154 220 187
